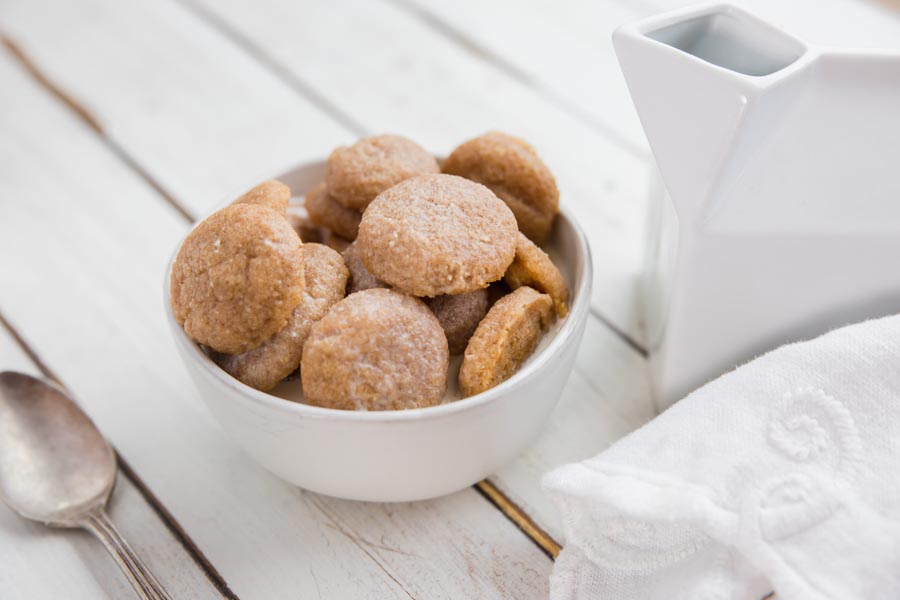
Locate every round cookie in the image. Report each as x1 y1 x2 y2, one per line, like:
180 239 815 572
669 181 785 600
357 174 518 296
301 289 449 411
342 240 386 294
426 289 488 355
458 286 552 398
442 131 559 243
216 244 348 391
504 232 569 317
305 181 362 240
171 204 305 354
326 135 439 210
233 180 291 213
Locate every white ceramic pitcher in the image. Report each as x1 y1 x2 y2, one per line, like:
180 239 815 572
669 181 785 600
613 3 900 408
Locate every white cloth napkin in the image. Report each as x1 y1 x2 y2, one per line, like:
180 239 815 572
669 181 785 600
543 315 900 600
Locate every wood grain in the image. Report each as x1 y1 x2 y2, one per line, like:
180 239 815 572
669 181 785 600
179 0 653 342
488 319 653 542
396 0 649 153
1 0 354 219
2 0 656 560
0 320 228 600
0 45 553 599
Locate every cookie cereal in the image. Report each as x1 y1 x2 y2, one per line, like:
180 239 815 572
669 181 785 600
170 204 305 354
217 243 348 391
504 232 569 317
326 135 439 210
305 181 362 241
357 174 517 296
458 286 552 397
301 289 449 411
443 131 559 243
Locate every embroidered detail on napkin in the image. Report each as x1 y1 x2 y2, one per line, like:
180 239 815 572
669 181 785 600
544 316 900 600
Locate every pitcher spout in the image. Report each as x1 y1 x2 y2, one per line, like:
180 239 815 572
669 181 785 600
613 4 808 223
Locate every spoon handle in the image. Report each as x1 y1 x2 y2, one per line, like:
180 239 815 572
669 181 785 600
82 510 173 600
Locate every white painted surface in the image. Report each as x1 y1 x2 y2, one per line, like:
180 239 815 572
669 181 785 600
0 46 553 599
0 0 886 597
1 0 354 218
490 318 654 541
0 328 226 599
170 0 654 340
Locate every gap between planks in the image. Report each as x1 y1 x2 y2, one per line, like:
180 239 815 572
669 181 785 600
0 311 241 600
175 0 371 138
172 0 653 362
0 17 777 598
384 0 650 161
0 37 194 223
0 34 568 570
475 481 561 559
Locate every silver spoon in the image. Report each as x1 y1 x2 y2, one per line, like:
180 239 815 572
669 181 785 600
0 371 172 600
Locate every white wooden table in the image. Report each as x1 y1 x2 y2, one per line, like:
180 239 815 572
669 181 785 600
1 0 898 597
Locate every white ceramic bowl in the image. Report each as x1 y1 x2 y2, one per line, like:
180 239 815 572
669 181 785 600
165 160 592 501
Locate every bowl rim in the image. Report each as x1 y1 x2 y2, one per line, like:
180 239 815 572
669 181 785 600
164 169 593 423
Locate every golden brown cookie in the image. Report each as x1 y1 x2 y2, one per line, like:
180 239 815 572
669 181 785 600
458 286 552 398
216 244 348 391
342 240 386 294
232 180 291 213
170 204 305 354
326 135 440 210
442 131 559 243
357 174 518 296
426 289 488 355
301 289 449 411
304 181 362 240
504 232 569 317
285 203 324 243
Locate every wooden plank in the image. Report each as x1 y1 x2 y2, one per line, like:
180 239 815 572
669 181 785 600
397 0 649 153
181 0 652 341
488 318 653 542
183 0 658 545
0 0 354 219
0 47 551 598
4 0 654 337
0 323 228 600
3 0 657 555
399 0 900 162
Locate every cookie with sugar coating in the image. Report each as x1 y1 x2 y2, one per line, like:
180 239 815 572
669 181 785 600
304 181 362 241
504 232 569 317
170 204 305 354
216 243 348 391
458 286 552 397
426 289 489 355
357 174 517 297
232 180 291 213
442 131 559 243
326 135 439 210
301 289 448 411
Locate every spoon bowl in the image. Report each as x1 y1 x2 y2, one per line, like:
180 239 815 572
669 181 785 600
0 371 115 526
0 371 171 599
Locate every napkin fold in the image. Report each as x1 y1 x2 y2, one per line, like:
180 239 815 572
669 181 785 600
544 315 900 600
